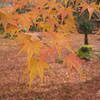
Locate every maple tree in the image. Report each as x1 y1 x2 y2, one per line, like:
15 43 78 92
0 0 99 86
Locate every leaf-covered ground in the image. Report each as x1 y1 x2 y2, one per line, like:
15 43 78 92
0 34 100 100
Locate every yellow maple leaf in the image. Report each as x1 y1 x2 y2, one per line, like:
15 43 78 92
27 57 49 86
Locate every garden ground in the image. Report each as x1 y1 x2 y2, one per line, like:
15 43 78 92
0 34 100 100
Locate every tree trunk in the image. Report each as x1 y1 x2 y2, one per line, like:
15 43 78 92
84 33 89 45
96 0 100 5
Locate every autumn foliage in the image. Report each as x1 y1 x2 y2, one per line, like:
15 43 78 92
0 0 99 86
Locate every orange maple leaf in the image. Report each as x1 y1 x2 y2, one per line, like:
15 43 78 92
64 54 85 79
59 7 74 22
79 2 99 20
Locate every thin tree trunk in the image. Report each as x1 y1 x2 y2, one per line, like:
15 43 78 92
84 33 89 45
96 0 100 5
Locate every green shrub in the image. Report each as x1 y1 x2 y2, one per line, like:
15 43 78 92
4 33 17 39
55 57 63 64
16 8 30 14
29 24 41 32
77 45 93 61
76 12 94 34
0 24 4 34
79 21 93 34
4 33 11 38
33 97 42 100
